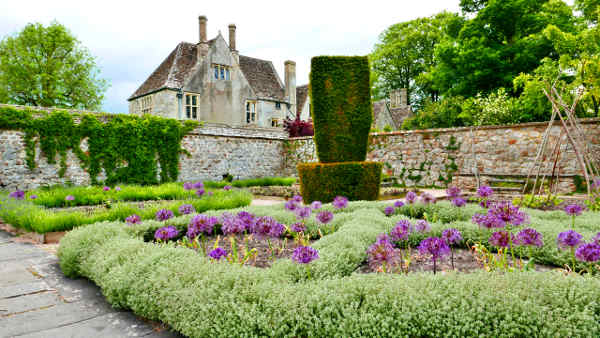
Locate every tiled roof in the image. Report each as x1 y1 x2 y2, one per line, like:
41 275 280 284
296 84 309 116
129 42 199 100
239 55 285 101
372 99 413 129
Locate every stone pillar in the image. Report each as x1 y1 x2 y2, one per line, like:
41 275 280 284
228 24 236 51
199 16 207 43
285 60 296 115
389 89 400 108
400 88 408 106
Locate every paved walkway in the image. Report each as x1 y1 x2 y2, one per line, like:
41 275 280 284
0 231 182 338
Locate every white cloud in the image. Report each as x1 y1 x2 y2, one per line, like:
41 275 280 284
0 0 461 113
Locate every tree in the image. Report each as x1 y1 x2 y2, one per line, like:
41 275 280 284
0 21 108 110
370 12 464 109
575 0 600 24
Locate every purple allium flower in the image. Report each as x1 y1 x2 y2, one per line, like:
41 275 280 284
178 204 196 215
333 196 349 209
187 214 218 238
292 195 303 203
593 232 600 245
10 190 26 200
195 188 205 197
269 222 286 237
207 191 214 197
367 234 398 269
488 231 514 248
390 220 412 242
310 201 322 210
183 182 193 190
415 220 431 233
220 213 247 235
479 200 492 209
477 185 494 198
394 200 404 208
472 213 504 229
155 209 174 221
223 185 232 191
237 211 256 229
125 214 141 225
564 204 583 216
488 201 528 227
516 228 544 247
252 216 283 238
285 199 298 211
452 197 466 208
405 191 417 204
115 186 121 191
442 228 462 245
446 186 461 198
292 246 319 264
316 210 334 224
154 226 179 241
208 247 228 260
192 181 204 189
65 195 75 201
557 230 583 250
575 243 600 262
29 194 38 200
295 206 312 220
103 186 110 191
418 237 451 260
384 206 395 216
290 222 306 233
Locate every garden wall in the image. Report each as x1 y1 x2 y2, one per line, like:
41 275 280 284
283 119 600 193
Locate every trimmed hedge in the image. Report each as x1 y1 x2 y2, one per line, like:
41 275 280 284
58 202 600 337
203 177 296 189
309 56 372 163
298 161 382 203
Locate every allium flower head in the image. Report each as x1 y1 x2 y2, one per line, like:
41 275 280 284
452 197 466 208
488 231 514 248
405 191 417 204
310 201 322 210
183 182 193 190
192 181 204 189
575 243 600 262
220 213 247 235
316 210 334 224
367 234 398 269
290 222 306 233
333 196 349 209
564 204 583 216
29 194 38 200
155 209 174 221
208 247 228 260
384 206 395 216
292 195 303 203
125 214 141 225
446 186 461 198
420 192 436 204
516 228 543 247
295 206 312 220
269 222 286 237
489 201 528 227
593 232 600 245
223 185 232 191
285 199 298 211
195 188 205 197
65 195 75 201
237 211 256 229
292 246 319 264
115 186 121 191
442 228 462 245
472 213 504 229
557 230 583 250
479 200 492 209
187 214 218 238
155 226 179 241
415 220 431 233
252 216 284 238
390 220 412 242
394 200 404 208
418 237 450 260
102 186 110 191
477 185 494 198
178 204 196 215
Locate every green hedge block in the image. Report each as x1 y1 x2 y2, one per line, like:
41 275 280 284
298 161 382 203
309 56 372 163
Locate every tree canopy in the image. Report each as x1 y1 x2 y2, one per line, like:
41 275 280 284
0 21 108 110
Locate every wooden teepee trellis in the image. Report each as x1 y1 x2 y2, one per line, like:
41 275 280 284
523 83 599 199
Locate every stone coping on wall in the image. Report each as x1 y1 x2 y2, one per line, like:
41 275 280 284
289 117 600 140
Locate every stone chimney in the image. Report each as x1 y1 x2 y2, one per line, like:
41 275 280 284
400 88 408 106
197 16 209 59
228 24 236 51
284 60 296 114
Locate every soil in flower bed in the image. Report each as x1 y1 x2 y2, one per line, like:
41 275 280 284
166 234 315 268
358 248 555 274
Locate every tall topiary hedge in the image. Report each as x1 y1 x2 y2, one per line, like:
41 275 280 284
299 56 381 203
309 56 372 163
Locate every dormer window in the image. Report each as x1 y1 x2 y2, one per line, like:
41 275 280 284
213 64 231 80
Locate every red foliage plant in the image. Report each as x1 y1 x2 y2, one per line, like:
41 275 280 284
284 117 314 137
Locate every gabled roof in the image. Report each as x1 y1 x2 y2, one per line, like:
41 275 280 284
238 55 285 101
372 99 413 129
296 84 309 116
129 42 199 100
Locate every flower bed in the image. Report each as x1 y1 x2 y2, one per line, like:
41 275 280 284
58 194 600 336
203 176 296 189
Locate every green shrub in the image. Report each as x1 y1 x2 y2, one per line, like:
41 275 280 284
309 56 372 163
203 177 296 189
298 162 382 203
58 202 600 337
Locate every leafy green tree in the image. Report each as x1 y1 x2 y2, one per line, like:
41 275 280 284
0 21 108 110
575 0 600 23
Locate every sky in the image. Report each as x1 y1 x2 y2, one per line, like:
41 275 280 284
0 0 462 113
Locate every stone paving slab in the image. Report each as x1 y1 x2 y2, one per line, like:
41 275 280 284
0 291 60 315
0 280 51 299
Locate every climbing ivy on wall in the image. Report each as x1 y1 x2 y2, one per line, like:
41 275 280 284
0 106 198 185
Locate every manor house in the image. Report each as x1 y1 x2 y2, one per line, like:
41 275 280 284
128 16 301 128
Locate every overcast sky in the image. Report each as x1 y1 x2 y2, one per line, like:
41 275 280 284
0 0 461 113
